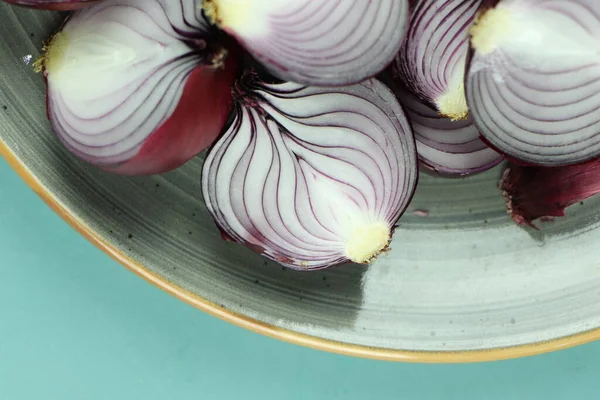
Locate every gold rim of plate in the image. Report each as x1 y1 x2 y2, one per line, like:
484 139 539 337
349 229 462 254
1 138 598 363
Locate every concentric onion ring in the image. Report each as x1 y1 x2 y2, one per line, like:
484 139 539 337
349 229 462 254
396 87 502 176
467 0 600 166
203 0 409 85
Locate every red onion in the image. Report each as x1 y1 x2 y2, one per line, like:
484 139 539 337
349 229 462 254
37 0 238 175
202 77 418 270
467 0 600 166
500 160 600 228
395 86 502 177
202 0 409 85
2 0 98 9
394 0 482 120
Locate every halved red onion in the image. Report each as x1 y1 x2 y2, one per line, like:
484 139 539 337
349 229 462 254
202 78 418 270
467 0 600 166
500 160 600 228
2 0 99 10
38 0 238 175
396 87 502 176
394 0 482 120
202 0 409 85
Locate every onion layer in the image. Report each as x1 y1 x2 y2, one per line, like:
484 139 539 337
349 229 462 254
203 0 409 85
2 0 99 10
394 0 482 120
39 0 238 175
396 87 502 176
202 78 418 270
467 0 600 166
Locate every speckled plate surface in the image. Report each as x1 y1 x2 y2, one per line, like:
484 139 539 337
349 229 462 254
3 5 600 363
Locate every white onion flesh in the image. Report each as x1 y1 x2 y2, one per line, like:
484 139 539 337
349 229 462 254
394 0 482 120
203 0 409 85
467 0 600 166
202 79 418 270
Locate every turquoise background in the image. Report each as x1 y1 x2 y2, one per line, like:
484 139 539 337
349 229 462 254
0 157 598 400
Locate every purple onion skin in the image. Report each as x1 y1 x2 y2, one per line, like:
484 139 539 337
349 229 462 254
500 160 600 228
2 0 99 9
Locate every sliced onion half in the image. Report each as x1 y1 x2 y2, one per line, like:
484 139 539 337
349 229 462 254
467 0 600 166
394 0 482 120
397 87 502 176
2 0 99 10
39 0 238 175
202 78 418 270
203 0 409 85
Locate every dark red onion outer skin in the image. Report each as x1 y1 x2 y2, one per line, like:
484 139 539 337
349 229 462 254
2 0 99 9
500 160 600 228
405 99 501 177
104 55 239 176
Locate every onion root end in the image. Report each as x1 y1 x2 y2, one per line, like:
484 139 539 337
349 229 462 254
470 7 512 55
435 81 469 121
345 223 391 264
33 31 68 74
202 0 221 26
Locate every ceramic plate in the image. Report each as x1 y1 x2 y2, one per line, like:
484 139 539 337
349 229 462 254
3 4 600 362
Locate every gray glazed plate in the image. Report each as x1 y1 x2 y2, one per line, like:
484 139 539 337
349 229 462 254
3 4 600 363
